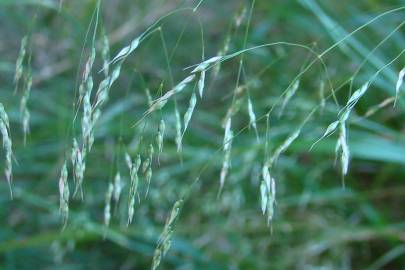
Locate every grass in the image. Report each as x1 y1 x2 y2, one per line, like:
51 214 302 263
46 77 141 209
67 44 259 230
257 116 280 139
0 0 405 269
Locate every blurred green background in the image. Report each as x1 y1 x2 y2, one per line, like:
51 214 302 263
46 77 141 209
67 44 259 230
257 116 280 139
0 0 405 269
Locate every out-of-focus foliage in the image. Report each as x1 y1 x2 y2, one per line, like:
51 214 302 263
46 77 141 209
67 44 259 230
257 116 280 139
0 0 405 269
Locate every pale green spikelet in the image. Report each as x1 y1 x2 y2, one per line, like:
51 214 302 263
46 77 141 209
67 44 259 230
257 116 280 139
14 36 28 91
175 107 182 153
58 162 69 227
182 92 197 137
104 182 114 227
219 118 233 194
395 67 405 106
113 171 123 203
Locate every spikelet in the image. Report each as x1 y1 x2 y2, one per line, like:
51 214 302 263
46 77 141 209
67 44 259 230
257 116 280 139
197 70 206 98
395 67 405 107
147 75 196 114
219 118 233 194
314 82 370 149
104 182 114 227
338 123 349 177
213 36 230 77
175 107 182 153
345 82 369 110
14 36 28 91
110 36 140 64
182 92 197 137
145 88 153 107
113 171 122 203
151 199 183 270
94 64 122 109
0 104 10 129
279 80 300 116
364 97 394 118
260 165 276 225
268 129 300 167
156 119 165 156
71 139 86 199
191 56 222 73
144 144 154 197
82 91 93 151
247 97 258 134
58 162 69 227
0 105 13 198
145 167 152 197
223 97 244 127
20 72 32 144
102 34 110 77
79 48 96 100
126 153 141 225
319 79 326 112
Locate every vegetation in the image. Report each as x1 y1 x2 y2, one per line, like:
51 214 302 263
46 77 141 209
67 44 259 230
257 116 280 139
0 0 405 269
